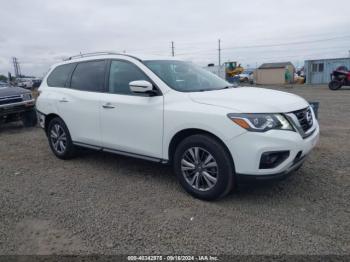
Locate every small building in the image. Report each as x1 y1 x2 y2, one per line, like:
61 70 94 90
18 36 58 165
255 62 295 85
305 57 350 84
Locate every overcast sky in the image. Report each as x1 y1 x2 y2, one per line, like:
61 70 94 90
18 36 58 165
1 0 350 77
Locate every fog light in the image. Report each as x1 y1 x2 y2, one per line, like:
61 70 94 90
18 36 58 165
259 151 290 169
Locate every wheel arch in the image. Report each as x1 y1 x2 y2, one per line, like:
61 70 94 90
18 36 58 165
167 128 234 168
44 113 61 134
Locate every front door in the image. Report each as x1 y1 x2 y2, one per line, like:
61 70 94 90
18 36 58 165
100 60 163 159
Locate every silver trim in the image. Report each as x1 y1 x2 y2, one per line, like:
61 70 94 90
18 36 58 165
64 52 142 62
103 148 161 162
0 99 35 108
0 95 22 101
102 103 116 109
72 141 167 163
286 106 316 139
73 142 101 150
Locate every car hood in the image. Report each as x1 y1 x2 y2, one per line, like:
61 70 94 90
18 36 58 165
189 87 309 113
0 86 30 97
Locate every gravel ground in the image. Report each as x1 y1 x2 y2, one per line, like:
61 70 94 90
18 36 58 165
0 85 349 255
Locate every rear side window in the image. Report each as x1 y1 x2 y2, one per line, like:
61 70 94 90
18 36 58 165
47 63 76 87
71 60 106 92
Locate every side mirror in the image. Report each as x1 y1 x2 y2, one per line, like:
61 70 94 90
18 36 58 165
129 80 154 94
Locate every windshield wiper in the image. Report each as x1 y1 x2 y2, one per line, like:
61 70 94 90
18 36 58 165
192 86 235 92
221 85 235 89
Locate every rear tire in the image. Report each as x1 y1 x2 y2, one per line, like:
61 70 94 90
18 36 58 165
22 110 37 127
328 80 342 90
173 134 234 200
47 117 76 159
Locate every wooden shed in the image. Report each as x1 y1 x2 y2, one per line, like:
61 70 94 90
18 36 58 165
255 62 295 85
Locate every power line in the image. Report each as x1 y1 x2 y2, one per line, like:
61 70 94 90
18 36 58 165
164 32 350 50
107 34 350 59
108 32 350 57
173 35 350 56
222 35 350 50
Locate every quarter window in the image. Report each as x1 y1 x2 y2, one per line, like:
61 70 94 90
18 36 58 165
108 60 151 95
71 60 106 92
47 63 76 87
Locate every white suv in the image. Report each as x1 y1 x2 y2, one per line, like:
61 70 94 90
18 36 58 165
36 52 319 200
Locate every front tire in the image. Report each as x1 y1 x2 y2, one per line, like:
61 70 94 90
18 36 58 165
329 80 342 90
173 134 234 200
47 117 76 159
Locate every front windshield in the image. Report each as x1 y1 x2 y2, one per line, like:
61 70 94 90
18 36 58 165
143 60 231 92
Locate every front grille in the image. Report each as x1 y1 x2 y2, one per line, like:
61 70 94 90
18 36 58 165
0 95 23 105
292 107 313 132
0 104 29 116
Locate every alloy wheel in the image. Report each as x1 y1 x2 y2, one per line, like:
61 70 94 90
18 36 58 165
50 124 67 154
181 147 219 191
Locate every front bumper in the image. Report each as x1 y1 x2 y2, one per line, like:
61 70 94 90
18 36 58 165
237 153 306 182
36 110 46 129
0 100 35 116
228 121 319 178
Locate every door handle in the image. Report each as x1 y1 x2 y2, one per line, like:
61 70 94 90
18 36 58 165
102 103 115 109
59 98 69 103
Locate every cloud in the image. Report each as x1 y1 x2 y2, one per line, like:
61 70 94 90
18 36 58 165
1 0 350 76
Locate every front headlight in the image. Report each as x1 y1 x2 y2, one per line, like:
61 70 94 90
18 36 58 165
227 113 294 132
21 93 32 101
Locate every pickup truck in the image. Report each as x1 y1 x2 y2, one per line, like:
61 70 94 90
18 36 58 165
0 83 37 127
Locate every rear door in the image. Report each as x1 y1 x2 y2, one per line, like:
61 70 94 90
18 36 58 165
99 59 163 159
56 60 107 146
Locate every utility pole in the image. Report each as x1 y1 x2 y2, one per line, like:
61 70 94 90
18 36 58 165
12 57 21 78
171 41 175 57
218 39 222 78
218 39 221 67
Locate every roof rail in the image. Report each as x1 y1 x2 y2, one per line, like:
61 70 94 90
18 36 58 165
64 51 142 61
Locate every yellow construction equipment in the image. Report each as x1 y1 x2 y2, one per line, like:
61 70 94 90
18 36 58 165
224 62 244 79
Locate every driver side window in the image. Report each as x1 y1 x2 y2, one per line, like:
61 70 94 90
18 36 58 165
109 60 151 95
